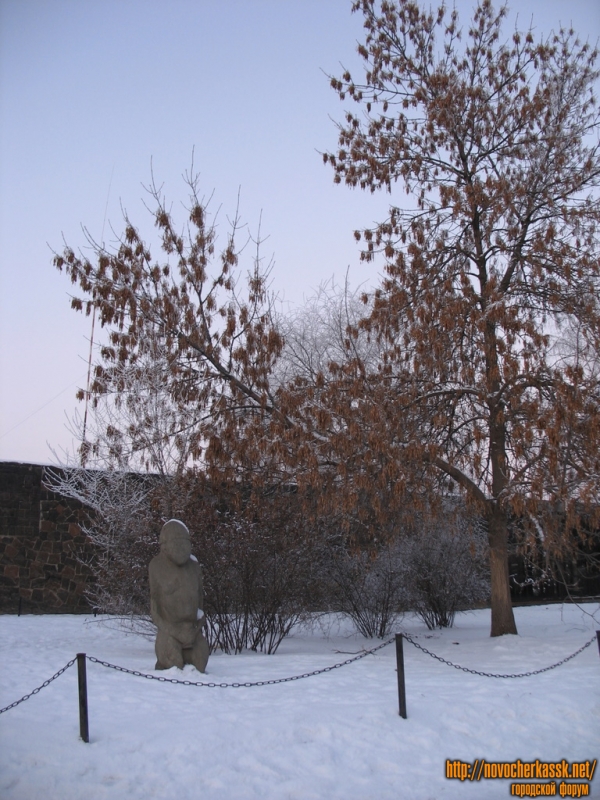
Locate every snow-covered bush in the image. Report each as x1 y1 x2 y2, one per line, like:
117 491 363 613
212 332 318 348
325 506 490 636
400 513 490 629
325 543 408 638
43 467 159 628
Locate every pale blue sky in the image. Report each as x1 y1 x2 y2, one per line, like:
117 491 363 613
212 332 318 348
1 0 598 464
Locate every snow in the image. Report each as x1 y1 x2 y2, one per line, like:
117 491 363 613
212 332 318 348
1 604 598 800
165 519 189 533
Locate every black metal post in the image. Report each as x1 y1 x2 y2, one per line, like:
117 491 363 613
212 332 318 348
395 634 407 719
77 653 89 743
596 631 600 659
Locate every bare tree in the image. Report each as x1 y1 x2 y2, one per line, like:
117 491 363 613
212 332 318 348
64 341 200 481
43 466 157 626
273 276 379 386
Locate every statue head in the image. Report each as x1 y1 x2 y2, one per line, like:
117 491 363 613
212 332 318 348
159 519 192 567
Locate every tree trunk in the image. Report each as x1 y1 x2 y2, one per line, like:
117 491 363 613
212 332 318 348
487 505 518 636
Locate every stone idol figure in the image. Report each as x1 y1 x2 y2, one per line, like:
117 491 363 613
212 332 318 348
149 519 209 672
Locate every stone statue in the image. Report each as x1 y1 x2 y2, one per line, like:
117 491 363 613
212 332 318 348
149 519 209 672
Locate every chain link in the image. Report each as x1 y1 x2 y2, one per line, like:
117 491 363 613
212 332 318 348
401 633 596 678
0 658 77 714
88 637 396 687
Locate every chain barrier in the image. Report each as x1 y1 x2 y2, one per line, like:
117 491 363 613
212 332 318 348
0 633 595 714
0 658 76 715
401 633 596 678
87 636 395 687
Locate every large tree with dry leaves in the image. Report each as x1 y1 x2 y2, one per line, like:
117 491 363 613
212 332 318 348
54 173 289 476
325 0 600 634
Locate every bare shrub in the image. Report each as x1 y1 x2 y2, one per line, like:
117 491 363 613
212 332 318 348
325 543 407 638
323 504 489 636
400 512 490 630
187 490 327 654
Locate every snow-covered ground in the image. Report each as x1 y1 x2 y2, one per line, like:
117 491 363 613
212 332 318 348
1 604 598 800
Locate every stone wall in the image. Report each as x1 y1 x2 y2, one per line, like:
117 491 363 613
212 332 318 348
0 462 94 613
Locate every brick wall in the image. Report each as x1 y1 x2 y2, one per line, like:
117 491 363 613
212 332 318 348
0 462 94 613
